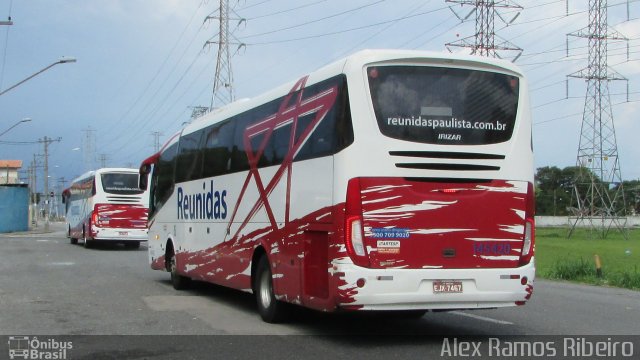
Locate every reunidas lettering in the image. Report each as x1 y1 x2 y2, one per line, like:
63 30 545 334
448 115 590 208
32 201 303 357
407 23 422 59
177 180 228 220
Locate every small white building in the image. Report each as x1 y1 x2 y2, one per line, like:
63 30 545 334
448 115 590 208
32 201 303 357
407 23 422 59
0 160 22 184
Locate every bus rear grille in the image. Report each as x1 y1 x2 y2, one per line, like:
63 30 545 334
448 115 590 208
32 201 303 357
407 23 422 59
106 196 142 203
395 163 501 171
389 151 505 160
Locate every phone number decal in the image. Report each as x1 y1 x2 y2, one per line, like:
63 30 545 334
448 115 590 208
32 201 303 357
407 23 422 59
370 228 410 239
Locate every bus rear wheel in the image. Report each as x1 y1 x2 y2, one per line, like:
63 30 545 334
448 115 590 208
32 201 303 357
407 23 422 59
254 256 289 323
168 248 190 290
83 229 93 249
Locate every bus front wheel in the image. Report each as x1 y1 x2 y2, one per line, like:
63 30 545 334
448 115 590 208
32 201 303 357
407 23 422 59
69 228 78 245
168 247 190 290
254 256 289 323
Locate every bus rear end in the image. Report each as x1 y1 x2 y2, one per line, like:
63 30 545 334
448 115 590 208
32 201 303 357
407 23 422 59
334 53 534 311
89 170 149 247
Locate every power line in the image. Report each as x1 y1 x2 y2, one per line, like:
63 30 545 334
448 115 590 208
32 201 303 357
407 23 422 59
101 1 207 148
243 5 450 45
533 98 640 126
247 0 328 20
333 1 432 58
241 0 387 39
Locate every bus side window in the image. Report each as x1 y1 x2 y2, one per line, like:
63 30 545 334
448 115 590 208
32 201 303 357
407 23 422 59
175 130 204 183
272 123 292 163
231 115 250 172
202 121 235 178
295 75 353 162
152 142 178 216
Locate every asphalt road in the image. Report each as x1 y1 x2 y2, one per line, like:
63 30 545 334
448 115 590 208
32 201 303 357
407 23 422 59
1 223 639 359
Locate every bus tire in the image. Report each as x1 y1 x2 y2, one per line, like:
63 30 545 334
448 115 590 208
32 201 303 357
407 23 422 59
169 248 190 290
254 256 289 323
69 227 78 244
83 235 93 249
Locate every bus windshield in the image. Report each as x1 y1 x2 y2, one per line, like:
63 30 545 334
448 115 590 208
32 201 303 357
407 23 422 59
368 65 519 145
101 173 143 195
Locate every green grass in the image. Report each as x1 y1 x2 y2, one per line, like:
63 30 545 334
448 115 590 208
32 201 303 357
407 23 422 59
535 227 640 290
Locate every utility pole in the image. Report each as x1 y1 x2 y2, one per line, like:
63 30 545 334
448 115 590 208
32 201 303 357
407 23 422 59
445 0 523 61
29 157 38 227
57 177 66 220
82 127 95 172
204 0 245 110
39 136 61 231
567 0 630 239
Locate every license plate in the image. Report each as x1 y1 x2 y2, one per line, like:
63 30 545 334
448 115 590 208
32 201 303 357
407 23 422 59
433 281 463 294
119 231 128 236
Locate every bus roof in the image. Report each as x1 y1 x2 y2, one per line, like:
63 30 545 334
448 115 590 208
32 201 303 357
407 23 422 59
71 167 140 184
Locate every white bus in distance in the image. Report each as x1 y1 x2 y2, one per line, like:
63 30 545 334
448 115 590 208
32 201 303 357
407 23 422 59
139 49 535 323
63 168 149 248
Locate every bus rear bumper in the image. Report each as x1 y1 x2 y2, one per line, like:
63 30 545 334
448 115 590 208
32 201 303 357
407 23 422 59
91 227 148 242
335 259 535 311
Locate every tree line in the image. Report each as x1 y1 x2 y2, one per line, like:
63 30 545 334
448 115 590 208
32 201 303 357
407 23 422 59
535 166 640 216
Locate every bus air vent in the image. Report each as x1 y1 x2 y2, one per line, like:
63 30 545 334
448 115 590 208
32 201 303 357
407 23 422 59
106 196 142 203
395 163 500 171
389 151 505 160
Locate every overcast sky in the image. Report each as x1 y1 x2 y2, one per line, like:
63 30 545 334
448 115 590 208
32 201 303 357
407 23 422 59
0 0 638 193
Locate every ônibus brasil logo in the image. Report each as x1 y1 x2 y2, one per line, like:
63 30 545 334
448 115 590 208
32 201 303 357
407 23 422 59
8 336 72 360
177 180 228 220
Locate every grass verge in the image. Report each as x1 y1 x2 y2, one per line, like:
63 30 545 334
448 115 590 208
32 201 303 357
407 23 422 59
535 227 640 290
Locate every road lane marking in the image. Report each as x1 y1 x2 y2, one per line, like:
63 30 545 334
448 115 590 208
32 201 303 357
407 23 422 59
449 310 514 325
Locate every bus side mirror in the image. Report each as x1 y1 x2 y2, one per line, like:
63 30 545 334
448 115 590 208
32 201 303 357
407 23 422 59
139 164 151 190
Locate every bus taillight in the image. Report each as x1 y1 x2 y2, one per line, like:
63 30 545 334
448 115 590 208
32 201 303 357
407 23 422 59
92 204 112 228
519 182 535 266
345 178 370 267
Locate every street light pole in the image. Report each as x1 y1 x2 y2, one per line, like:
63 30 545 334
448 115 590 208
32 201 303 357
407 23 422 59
0 57 77 97
0 117 32 138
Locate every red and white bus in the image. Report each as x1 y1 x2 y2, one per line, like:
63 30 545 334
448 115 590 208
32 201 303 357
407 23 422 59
63 168 149 248
139 49 535 322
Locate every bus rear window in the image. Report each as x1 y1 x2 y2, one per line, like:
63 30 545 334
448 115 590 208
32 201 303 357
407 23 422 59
101 173 143 195
368 65 519 145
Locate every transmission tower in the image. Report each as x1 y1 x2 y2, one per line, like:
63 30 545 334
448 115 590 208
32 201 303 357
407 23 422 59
567 0 629 238
151 131 163 153
204 0 245 110
446 0 523 61
189 106 209 120
98 153 109 168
